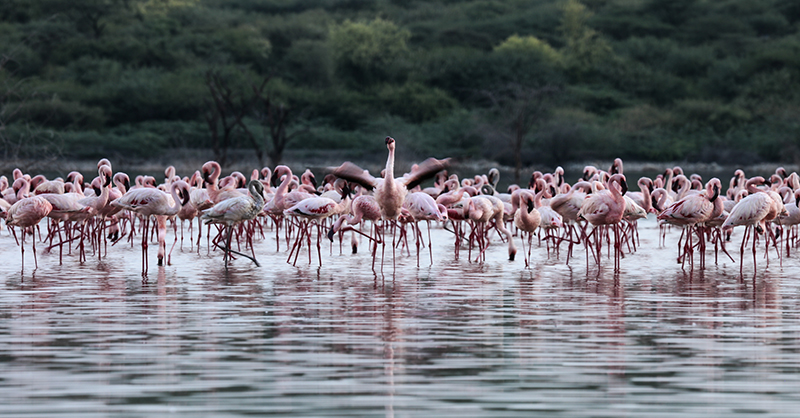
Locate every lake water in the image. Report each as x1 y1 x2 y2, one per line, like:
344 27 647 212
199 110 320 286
1 216 799 417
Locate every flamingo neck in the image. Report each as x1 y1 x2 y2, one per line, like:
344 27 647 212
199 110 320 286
384 146 396 185
277 170 293 196
745 178 764 194
162 186 182 216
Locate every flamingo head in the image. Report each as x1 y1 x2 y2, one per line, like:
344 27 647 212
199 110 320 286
90 177 102 196
385 136 395 150
114 173 131 192
171 181 191 206
340 181 351 200
12 178 25 195
201 161 221 184
272 165 291 188
97 158 111 170
707 178 721 202
99 165 113 188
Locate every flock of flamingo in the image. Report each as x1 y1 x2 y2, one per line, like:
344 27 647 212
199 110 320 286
0 136 797 277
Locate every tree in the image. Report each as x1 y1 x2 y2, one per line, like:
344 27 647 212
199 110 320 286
328 18 410 87
559 0 613 79
481 84 559 183
0 33 65 170
204 70 259 168
236 77 309 167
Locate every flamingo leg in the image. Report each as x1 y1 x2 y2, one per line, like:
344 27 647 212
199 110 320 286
20 228 25 272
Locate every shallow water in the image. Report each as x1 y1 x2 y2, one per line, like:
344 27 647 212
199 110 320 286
1 217 799 417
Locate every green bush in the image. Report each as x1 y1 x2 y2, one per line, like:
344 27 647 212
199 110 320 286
673 99 752 133
60 129 168 160
374 82 459 123
12 96 106 129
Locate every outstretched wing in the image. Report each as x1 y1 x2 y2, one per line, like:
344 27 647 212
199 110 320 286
400 157 451 190
330 162 378 191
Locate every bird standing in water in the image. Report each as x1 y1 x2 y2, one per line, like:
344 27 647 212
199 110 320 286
201 180 266 269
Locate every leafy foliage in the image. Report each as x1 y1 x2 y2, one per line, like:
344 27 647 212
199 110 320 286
1 0 799 168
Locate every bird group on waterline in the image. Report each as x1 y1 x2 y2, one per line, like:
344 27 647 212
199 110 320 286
0 137 796 277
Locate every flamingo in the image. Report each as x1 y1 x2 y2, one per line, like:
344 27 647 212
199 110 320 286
577 173 628 270
112 180 191 275
7 194 53 271
721 176 773 275
332 137 450 221
657 178 722 269
202 180 266 269
331 136 449 269
777 188 800 256
328 193 384 269
550 181 592 263
514 190 541 268
535 187 564 256
402 191 447 266
283 194 347 266
77 165 114 259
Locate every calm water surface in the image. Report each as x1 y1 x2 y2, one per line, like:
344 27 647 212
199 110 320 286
1 217 799 417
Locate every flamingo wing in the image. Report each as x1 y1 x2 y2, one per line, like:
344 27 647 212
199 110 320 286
112 188 167 211
331 162 378 191
724 194 771 227
202 196 259 223
284 197 337 217
400 157 451 190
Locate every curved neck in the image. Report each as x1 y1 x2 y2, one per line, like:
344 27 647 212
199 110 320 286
249 182 265 208
166 183 184 216
276 169 293 196
745 177 764 194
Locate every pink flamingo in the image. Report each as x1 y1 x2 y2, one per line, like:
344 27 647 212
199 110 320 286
331 136 449 269
657 178 722 269
577 173 628 270
7 194 53 271
39 192 92 264
534 187 564 257
550 181 592 263
328 194 383 268
283 194 347 266
721 176 773 275
112 180 191 276
402 191 447 266
332 137 450 219
778 188 800 256
514 189 541 268
77 165 114 259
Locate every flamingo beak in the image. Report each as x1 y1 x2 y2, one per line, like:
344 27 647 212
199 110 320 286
620 179 628 195
711 184 720 202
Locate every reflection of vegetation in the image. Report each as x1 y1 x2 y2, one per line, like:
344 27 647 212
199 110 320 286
1 0 800 168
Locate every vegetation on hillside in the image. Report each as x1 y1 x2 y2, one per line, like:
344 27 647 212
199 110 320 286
1 0 799 179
